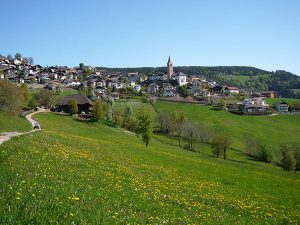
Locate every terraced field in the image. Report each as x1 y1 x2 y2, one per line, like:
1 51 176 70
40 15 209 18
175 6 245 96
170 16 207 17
0 112 299 224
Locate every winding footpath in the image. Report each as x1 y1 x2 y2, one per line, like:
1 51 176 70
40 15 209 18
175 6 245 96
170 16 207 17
0 109 47 145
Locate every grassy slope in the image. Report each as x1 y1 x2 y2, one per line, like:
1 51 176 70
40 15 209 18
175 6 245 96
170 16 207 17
154 101 300 152
113 101 156 115
0 113 299 224
266 98 300 105
0 112 31 133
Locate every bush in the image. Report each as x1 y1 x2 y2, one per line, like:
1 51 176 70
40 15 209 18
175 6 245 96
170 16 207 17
280 145 296 171
252 144 272 163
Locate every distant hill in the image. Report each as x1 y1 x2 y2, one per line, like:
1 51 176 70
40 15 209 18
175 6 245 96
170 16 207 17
98 66 300 98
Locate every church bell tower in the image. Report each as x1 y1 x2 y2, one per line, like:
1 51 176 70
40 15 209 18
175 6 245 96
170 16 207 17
167 56 173 78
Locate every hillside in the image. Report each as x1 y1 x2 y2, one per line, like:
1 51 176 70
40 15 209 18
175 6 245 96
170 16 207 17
0 112 299 224
154 101 300 152
99 66 300 98
0 112 31 133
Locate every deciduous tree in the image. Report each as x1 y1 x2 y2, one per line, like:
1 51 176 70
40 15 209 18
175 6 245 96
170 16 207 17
136 107 154 147
93 100 107 121
171 111 186 147
280 145 296 171
0 79 25 115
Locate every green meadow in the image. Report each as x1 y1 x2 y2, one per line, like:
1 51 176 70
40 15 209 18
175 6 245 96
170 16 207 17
153 101 300 152
266 98 300 106
0 111 299 224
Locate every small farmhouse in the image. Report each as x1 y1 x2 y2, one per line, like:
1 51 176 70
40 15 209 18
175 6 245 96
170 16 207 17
275 101 289 112
58 94 93 114
224 86 240 94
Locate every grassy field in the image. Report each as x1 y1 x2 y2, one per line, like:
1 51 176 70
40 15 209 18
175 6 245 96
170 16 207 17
0 113 299 224
266 98 300 106
113 100 156 115
0 112 31 133
153 101 300 153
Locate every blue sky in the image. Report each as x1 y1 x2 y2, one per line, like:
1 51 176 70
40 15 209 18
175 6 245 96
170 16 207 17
1 0 300 75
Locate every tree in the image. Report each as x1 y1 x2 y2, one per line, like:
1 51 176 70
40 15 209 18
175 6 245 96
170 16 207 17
292 144 300 171
93 100 107 121
212 135 222 158
20 83 31 107
34 89 54 108
123 105 133 127
136 107 154 147
158 112 172 133
211 132 231 160
219 99 227 110
245 136 258 156
0 79 25 115
55 84 63 95
255 144 270 162
197 123 209 153
79 63 84 69
178 85 189 97
7 54 13 60
15 53 22 60
88 86 96 101
112 109 122 126
67 98 78 115
27 57 34 65
280 145 296 171
79 86 88 96
221 133 231 160
171 111 186 147
183 121 197 151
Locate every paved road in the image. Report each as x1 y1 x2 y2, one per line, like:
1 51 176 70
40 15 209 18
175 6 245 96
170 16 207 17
0 109 46 145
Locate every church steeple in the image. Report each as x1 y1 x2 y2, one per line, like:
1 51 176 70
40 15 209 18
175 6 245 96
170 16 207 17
167 56 173 78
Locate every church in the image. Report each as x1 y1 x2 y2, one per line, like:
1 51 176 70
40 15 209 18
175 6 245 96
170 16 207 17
163 56 187 86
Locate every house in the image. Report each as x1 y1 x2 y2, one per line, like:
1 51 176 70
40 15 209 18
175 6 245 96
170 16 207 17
252 91 276 98
147 83 159 94
275 101 289 112
148 74 162 81
241 97 269 114
163 90 175 97
134 84 141 92
175 72 187 86
58 94 93 114
210 85 223 95
224 86 240 94
162 82 174 91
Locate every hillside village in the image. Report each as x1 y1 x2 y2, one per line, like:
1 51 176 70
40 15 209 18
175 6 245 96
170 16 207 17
0 54 295 115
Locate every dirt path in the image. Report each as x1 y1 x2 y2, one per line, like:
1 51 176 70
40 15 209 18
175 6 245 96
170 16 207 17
0 109 47 145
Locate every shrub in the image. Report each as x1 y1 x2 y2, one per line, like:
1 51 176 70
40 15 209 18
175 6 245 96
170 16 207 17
280 145 296 171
